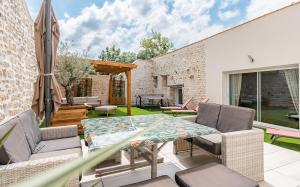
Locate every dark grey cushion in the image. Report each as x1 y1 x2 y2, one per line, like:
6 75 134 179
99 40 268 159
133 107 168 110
121 175 178 187
195 103 221 129
175 162 258 187
18 109 41 152
216 105 255 133
34 136 81 153
0 117 31 164
193 134 221 155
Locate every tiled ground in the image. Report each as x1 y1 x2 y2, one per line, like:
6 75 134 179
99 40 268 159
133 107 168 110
81 142 300 187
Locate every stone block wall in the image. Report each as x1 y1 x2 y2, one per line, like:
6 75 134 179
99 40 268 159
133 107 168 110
89 75 110 104
132 43 207 109
0 0 37 121
131 59 155 103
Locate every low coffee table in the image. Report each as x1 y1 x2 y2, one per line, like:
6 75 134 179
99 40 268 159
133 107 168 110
95 105 117 116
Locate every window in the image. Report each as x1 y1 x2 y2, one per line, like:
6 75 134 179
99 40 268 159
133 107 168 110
229 68 299 129
153 76 158 88
161 75 168 87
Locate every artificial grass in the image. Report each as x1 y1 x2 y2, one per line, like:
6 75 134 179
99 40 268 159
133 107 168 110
261 107 299 129
88 106 192 118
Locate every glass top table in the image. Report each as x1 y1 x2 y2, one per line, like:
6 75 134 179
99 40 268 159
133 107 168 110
82 114 218 150
81 114 219 178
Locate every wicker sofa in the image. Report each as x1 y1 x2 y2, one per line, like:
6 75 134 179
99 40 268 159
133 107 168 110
0 109 82 187
174 103 264 182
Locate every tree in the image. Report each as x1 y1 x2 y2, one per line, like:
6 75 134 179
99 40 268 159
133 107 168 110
55 41 96 105
98 45 136 64
137 31 174 60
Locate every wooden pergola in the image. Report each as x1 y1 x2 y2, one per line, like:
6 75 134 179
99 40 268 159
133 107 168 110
90 60 137 115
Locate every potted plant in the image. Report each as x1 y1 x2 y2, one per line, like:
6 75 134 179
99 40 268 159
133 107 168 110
55 41 96 106
52 42 96 132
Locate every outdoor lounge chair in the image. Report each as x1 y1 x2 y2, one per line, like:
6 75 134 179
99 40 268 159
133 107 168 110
175 162 259 187
171 97 209 115
160 97 193 111
266 128 300 143
121 175 178 187
176 103 264 182
0 109 81 186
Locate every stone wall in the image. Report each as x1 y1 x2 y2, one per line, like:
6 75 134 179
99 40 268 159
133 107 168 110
132 43 207 109
0 0 37 121
131 59 155 103
89 75 110 105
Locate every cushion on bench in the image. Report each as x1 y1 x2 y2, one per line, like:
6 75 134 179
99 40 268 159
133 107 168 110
175 162 258 187
18 109 42 152
34 136 81 153
121 175 178 187
30 148 82 160
0 117 31 164
217 105 255 133
193 134 221 155
195 103 221 129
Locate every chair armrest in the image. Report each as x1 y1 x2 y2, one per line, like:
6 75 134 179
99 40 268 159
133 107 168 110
176 115 197 122
41 125 78 140
221 128 264 182
0 154 80 187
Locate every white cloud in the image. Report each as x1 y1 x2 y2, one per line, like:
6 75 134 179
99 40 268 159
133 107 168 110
63 12 70 18
220 0 240 10
59 0 224 57
218 9 240 21
246 0 299 19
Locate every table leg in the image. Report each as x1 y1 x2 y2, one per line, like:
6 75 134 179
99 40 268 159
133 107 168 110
130 147 135 167
151 144 158 178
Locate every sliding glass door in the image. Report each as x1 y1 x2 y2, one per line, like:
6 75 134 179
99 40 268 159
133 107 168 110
229 68 299 129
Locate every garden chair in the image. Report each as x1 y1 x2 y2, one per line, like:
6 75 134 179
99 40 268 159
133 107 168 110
171 97 209 115
266 128 300 143
160 97 193 111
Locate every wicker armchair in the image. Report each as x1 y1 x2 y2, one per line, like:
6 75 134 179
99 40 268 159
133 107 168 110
175 114 264 182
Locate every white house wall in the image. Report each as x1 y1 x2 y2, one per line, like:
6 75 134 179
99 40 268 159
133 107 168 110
204 3 300 104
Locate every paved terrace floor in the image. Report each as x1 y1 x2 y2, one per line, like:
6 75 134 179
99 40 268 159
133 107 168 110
82 142 300 187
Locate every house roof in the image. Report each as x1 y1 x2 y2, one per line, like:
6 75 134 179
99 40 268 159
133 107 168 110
90 60 137 74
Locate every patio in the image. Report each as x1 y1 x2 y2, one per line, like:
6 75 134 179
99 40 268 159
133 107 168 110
81 141 300 187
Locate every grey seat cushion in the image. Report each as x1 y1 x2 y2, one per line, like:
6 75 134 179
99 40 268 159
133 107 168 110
30 148 82 160
217 105 255 133
0 117 31 164
175 162 258 187
18 109 41 152
195 103 221 129
193 134 221 155
34 136 81 153
121 175 178 187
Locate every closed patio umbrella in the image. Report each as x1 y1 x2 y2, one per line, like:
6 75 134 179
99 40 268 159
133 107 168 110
31 0 62 126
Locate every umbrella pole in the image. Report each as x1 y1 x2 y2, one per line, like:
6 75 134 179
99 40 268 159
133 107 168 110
44 0 52 127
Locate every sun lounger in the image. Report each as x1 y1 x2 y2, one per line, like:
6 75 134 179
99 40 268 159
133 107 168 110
171 97 209 115
266 128 300 143
160 97 193 111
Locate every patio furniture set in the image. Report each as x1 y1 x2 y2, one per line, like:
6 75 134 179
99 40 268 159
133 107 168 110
0 102 264 187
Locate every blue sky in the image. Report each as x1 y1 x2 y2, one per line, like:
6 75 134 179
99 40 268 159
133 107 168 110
25 0 299 57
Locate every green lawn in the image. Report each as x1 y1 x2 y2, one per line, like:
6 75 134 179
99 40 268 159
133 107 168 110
261 107 299 129
88 106 300 152
88 106 191 118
